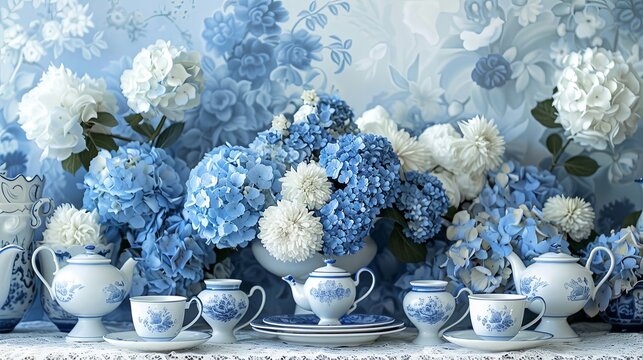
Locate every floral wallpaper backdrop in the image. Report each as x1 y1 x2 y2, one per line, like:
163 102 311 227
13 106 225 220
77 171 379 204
2 0 643 319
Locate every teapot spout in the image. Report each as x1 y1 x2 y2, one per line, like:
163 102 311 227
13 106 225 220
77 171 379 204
282 275 311 311
0 245 22 304
119 258 138 293
506 252 526 291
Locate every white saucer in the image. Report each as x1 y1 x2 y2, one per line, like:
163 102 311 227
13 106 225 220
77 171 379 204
262 314 395 329
104 331 211 352
252 326 405 347
443 330 553 352
251 319 405 334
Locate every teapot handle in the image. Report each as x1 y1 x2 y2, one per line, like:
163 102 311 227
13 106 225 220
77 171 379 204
585 246 615 300
348 268 375 314
31 246 58 299
438 287 472 337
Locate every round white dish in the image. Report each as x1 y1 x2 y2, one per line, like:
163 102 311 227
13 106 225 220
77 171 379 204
251 319 405 334
103 330 211 352
443 330 553 352
252 326 405 346
262 314 395 329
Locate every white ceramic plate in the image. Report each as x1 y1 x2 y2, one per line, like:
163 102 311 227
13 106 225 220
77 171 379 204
251 319 405 334
252 326 406 346
103 331 211 352
443 330 553 352
262 314 395 329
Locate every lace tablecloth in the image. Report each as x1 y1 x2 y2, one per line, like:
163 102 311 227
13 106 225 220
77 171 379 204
0 321 641 360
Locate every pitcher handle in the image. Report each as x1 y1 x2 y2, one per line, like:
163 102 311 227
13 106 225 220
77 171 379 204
348 268 375 314
586 246 616 300
438 287 472 337
180 296 203 332
30 198 54 228
31 246 58 299
234 285 266 333
521 296 546 331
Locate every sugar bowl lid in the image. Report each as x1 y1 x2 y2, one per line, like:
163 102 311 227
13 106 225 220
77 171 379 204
310 259 350 277
67 245 111 264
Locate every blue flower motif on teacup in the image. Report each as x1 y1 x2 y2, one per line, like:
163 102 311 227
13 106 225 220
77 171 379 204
405 296 453 324
477 306 514 332
54 281 84 303
203 294 248 322
309 280 351 304
565 277 590 301
139 307 176 333
102 280 127 304
520 276 548 300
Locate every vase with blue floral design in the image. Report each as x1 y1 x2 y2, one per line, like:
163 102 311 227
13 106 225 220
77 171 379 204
601 282 643 331
403 280 472 345
197 279 266 343
0 173 54 332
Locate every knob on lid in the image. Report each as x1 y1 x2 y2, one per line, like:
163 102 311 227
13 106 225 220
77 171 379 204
310 259 349 276
67 245 110 264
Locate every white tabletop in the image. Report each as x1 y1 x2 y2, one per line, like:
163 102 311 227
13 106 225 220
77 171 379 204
0 321 640 359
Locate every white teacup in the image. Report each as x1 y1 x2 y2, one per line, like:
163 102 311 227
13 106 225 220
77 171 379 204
131 296 203 341
469 294 546 340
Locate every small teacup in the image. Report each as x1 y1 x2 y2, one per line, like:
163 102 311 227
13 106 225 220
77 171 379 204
469 294 546 340
131 296 203 341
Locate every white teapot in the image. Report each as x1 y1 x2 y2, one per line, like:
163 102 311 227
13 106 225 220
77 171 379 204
282 259 375 325
32 245 137 342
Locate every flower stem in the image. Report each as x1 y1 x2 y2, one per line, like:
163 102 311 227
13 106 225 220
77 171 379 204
92 131 136 143
549 138 572 171
150 115 167 144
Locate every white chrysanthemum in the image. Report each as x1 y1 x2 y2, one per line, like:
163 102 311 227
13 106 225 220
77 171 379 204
357 106 434 173
451 116 505 174
553 48 642 150
42 204 104 246
271 114 290 132
419 123 461 171
120 40 203 122
258 200 323 262
301 89 319 105
18 65 117 161
543 195 595 242
280 161 331 210
433 170 461 207
59 2 94 37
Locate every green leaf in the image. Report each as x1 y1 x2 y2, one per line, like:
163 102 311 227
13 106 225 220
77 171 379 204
125 113 155 139
155 122 185 148
531 98 561 129
546 133 563 155
622 211 642 227
90 133 119 151
564 156 599 177
92 112 118 127
78 141 99 170
61 153 83 174
379 207 408 226
569 230 596 254
388 223 426 263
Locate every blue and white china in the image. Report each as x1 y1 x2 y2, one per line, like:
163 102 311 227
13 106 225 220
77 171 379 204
506 246 615 341
252 326 406 347
251 319 404 334
402 280 472 345
104 330 211 352
32 244 137 342
37 243 114 332
443 330 553 352
283 259 375 325
262 314 395 329
198 279 266 343
0 173 46 204
601 282 643 332
0 245 23 305
130 296 203 341
468 294 546 340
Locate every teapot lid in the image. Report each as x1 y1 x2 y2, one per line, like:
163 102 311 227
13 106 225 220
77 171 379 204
67 245 111 264
310 259 349 277
533 252 579 263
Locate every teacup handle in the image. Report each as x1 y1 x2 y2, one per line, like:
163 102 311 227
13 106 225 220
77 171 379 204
234 285 266 333
348 268 375 314
438 287 472 337
181 296 203 332
30 197 54 228
586 246 615 300
521 296 546 331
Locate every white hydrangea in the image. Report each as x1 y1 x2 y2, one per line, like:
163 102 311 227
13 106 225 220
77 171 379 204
455 171 486 201
42 204 104 246
293 104 316 123
120 40 203 122
280 161 332 210
18 65 117 161
553 48 642 150
357 106 434 173
451 116 505 174
258 200 324 262
543 195 595 242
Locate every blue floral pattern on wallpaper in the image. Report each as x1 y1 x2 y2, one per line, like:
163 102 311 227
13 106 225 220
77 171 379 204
2 0 643 318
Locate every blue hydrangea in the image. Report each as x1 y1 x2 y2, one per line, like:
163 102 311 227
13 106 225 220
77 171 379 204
283 120 331 164
233 0 288 36
0 151 27 178
82 142 189 230
318 94 357 136
202 11 246 55
614 0 643 36
276 29 323 70
184 145 280 249
397 171 449 244
471 54 512 89
228 38 277 84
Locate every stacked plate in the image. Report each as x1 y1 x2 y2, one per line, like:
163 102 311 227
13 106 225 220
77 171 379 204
251 314 406 347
